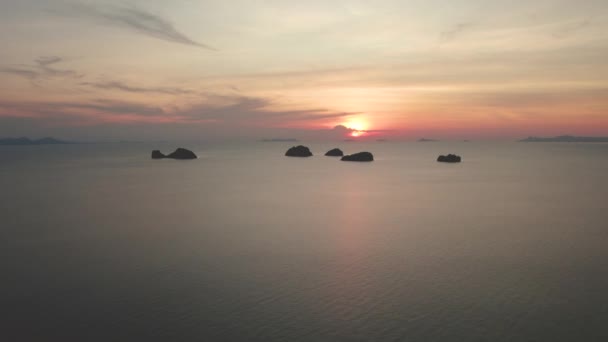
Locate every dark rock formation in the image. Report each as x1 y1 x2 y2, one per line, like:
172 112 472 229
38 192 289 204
167 148 197 159
285 145 313 157
437 154 461 163
341 152 374 162
325 148 344 157
151 148 197 160
151 150 166 159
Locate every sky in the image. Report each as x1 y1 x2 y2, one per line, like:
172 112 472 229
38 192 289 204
0 0 607 141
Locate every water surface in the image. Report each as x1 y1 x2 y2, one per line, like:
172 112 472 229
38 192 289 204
2 142 607 341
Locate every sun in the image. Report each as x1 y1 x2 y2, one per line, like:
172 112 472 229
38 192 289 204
345 120 367 131
343 119 368 138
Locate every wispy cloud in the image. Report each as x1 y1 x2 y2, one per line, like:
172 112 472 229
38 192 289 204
0 94 355 128
0 67 40 80
0 56 81 81
56 3 216 50
456 88 608 108
36 56 62 67
35 56 81 78
0 99 164 118
177 95 356 125
80 80 197 95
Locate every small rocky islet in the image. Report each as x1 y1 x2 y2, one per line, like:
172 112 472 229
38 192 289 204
324 148 344 157
285 145 313 157
437 154 462 163
341 151 374 162
151 148 197 160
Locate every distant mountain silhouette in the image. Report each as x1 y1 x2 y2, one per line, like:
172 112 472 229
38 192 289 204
0 137 71 145
519 135 608 143
260 138 299 142
418 138 438 142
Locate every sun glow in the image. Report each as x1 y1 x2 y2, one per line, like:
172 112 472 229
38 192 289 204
345 120 367 131
342 119 369 138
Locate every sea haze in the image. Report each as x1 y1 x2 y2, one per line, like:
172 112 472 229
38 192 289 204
1 142 608 341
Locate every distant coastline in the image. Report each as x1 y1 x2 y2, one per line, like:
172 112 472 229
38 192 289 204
260 138 299 142
0 137 72 145
519 135 608 143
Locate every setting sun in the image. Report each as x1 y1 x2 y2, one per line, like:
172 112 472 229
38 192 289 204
344 120 368 131
341 119 369 138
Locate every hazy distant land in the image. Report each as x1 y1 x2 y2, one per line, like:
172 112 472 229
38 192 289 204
520 135 608 143
260 138 299 142
0 137 71 145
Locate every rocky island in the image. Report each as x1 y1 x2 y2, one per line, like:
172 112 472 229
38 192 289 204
341 152 374 162
285 145 313 157
325 148 344 157
437 154 462 163
151 148 197 160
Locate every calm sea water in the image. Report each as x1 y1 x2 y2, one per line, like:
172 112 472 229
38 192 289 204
1 141 608 341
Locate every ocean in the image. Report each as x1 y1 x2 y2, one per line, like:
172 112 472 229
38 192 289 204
1 141 607 341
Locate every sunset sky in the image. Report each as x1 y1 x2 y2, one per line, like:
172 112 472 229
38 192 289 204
1 0 607 141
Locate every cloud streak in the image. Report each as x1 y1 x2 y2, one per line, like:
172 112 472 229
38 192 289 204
0 67 40 80
0 99 164 119
81 80 197 95
58 3 216 50
0 56 81 81
176 95 356 125
0 94 355 128
35 56 81 78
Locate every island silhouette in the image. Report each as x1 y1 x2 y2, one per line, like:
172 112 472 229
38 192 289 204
151 148 197 160
520 135 608 142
